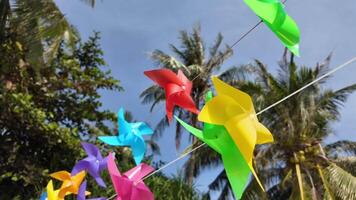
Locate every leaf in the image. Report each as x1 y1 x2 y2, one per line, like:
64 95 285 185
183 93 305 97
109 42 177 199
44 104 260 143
324 164 356 200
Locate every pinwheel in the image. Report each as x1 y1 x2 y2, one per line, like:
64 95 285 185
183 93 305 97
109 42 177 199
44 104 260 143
175 91 250 199
77 180 106 200
242 0 300 56
198 77 274 189
50 170 89 199
39 192 47 200
98 108 153 165
107 153 154 200
71 142 108 187
144 69 199 121
41 180 59 200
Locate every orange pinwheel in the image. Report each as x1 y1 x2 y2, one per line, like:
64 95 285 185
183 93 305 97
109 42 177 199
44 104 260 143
50 170 89 199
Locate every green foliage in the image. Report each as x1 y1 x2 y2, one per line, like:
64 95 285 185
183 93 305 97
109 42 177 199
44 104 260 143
1 2 207 200
147 171 204 200
0 31 121 198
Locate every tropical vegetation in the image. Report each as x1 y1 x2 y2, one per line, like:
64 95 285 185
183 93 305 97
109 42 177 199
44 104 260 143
0 1 206 199
141 26 356 199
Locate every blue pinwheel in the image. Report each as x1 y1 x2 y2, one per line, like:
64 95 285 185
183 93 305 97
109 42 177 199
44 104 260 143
39 192 47 200
98 108 153 165
71 142 108 188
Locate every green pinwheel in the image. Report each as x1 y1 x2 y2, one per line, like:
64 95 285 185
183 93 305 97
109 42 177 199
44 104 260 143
175 91 251 199
243 0 300 56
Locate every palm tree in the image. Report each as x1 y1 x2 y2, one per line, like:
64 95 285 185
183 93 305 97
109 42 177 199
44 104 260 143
140 26 249 184
210 51 356 199
0 0 96 68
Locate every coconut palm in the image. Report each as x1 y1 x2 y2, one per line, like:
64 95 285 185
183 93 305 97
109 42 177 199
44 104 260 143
210 52 356 199
0 0 96 68
140 26 250 184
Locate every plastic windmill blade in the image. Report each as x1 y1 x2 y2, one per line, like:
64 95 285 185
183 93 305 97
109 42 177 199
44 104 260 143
175 91 250 199
98 108 153 165
144 69 199 121
50 170 89 199
46 180 60 200
77 180 106 200
39 192 47 200
107 153 154 200
198 77 274 190
242 0 300 56
71 142 108 187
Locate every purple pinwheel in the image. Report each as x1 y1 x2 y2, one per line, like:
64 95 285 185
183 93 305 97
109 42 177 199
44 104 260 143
78 180 106 200
72 142 108 187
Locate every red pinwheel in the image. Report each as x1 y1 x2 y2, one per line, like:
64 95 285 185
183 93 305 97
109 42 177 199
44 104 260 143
144 69 199 121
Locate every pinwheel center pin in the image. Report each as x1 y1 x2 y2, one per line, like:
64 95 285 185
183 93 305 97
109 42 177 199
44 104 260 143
132 129 138 135
181 85 186 90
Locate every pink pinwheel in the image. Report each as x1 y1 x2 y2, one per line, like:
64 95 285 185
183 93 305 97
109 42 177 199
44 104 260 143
78 180 106 200
72 142 108 187
107 153 154 200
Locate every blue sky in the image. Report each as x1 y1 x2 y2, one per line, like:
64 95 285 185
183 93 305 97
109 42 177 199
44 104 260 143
55 0 356 196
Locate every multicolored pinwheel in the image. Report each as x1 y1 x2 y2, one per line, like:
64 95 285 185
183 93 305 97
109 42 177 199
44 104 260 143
144 69 199 121
98 108 153 165
77 180 106 200
71 142 108 187
107 153 154 200
198 77 274 189
175 91 251 199
50 170 89 199
242 0 300 56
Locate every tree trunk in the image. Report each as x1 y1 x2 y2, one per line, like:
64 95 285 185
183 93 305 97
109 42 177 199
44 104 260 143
0 0 10 43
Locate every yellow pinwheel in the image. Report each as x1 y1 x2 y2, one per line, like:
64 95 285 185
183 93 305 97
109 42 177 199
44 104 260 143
198 76 274 190
46 180 60 200
50 170 89 199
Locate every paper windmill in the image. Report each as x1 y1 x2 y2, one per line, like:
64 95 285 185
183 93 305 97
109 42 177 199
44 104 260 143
242 0 300 56
71 142 108 187
77 180 106 200
98 108 153 165
107 153 154 200
40 180 59 200
175 91 251 199
39 192 47 200
50 170 89 199
144 69 199 121
198 77 274 189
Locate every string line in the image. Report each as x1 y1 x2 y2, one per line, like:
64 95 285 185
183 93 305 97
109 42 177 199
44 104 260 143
142 56 356 180
107 56 356 200
106 16 267 200
107 1 356 199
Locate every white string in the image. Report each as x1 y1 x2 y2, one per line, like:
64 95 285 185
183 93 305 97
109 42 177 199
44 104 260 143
256 56 356 115
106 56 356 200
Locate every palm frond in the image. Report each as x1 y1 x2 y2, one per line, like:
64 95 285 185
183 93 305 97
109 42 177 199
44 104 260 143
184 141 220 180
145 139 161 155
153 116 169 139
150 49 189 72
241 178 268 200
332 157 356 176
9 0 77 67
324 164 356 200
139 85 165 111
325 140 356 158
